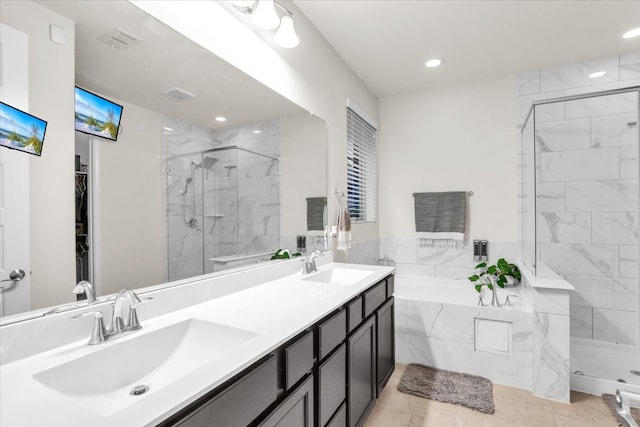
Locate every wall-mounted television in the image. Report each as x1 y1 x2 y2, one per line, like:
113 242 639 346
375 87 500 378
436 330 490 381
0 102 48 156
74 86 123 141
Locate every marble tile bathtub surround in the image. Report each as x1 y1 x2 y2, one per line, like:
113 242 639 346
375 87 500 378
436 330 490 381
378 238 518 278
395 296 535 392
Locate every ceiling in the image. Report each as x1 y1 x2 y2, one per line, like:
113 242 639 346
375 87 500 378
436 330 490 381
37 1 304 130
294 0 640 97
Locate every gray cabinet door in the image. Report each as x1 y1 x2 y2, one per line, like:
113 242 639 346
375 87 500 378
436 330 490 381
376 297 395 395
347 316 376 427
259 375 314 427
318 343 346 426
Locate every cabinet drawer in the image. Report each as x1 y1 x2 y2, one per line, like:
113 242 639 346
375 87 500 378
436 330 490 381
319 309 346 360
318 344 346 427
285 330 314 390
259 374 314 427
363 280 386 318
174 355 277 427
326 402 346 427
386 275 394 298
347 297 363 333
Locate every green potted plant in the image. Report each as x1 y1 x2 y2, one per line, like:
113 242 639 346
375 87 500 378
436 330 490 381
468 258 521 293
270 249 302 260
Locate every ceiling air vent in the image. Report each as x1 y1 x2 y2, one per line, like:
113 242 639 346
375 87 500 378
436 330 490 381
161 87 197 102
98 27 143 50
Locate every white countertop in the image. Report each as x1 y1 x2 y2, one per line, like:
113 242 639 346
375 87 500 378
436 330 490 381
0 262 394 426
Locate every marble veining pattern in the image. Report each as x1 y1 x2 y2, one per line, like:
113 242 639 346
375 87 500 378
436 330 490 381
517 52 639 386
162 117 282 278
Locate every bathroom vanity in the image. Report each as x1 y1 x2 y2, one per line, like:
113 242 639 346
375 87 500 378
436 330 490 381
0 257 395 427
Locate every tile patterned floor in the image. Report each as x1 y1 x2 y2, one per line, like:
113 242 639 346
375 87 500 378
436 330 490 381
364 364 621 427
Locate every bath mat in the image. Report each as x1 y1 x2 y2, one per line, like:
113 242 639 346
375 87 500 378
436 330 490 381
397 364 495 415
602 394 640 426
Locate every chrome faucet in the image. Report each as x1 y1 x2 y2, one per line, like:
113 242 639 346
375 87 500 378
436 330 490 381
300 250 324 274
486 275 501 307
72 288 151 345
72 280 96 304
110 288 143 334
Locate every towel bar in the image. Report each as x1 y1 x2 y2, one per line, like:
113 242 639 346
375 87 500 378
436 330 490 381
412 191 473 196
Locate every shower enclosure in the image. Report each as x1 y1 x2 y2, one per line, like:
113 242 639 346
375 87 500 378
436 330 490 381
165 146 280 281
521 87 640 386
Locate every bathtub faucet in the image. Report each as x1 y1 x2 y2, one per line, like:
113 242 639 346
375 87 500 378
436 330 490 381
486 275 502 307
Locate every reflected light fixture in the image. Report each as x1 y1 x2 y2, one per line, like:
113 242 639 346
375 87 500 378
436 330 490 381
232 0 300 48
215 116 227 122
425 57 444 68
622 27 640 39
589 71 606 79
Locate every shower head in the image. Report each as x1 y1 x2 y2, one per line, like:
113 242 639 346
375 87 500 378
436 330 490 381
201 156 217 170
191 156 218 171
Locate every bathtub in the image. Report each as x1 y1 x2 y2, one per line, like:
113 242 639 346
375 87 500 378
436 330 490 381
393 275 534 392
394 275 523 308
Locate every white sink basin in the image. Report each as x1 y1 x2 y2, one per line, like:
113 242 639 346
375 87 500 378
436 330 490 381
303 268 373 286
33 319 256 415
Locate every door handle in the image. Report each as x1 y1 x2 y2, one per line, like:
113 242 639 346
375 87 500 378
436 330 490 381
1 269 26 282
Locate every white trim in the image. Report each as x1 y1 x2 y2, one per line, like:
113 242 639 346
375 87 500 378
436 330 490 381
346 98 378 130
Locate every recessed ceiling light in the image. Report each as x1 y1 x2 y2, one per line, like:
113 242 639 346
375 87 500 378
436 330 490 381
252 130 262 134
425 58 444 68
622 27 640 39
589 71 607 79
215 116 227 122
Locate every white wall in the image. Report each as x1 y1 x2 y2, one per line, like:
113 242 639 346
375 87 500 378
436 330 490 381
93 98 164 296
280 113 327 237
378 75 518 242
1 1 76 309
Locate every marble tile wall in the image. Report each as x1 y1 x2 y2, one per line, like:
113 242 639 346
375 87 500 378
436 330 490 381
516 52 640 384
377 238 518 279
162 118 281 279
395 298 535 391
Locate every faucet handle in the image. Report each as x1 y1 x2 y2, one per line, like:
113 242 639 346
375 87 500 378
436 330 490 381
71 311 107 345
504 294 519 307
127 297 152 330
477 295 485 306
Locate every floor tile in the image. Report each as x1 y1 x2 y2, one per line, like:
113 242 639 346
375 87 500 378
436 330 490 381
364 363 622 427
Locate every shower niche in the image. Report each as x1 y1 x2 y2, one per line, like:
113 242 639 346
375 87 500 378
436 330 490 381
165 145 280 281
521 87 640 387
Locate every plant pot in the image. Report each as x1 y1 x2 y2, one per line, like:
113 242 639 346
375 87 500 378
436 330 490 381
503 275 519 288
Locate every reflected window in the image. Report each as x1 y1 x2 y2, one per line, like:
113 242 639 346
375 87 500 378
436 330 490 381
346 108 377 223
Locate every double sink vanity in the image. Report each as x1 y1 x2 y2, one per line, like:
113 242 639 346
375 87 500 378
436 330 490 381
0 254 395 427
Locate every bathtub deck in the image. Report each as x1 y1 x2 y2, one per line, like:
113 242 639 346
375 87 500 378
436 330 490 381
365 364 619 427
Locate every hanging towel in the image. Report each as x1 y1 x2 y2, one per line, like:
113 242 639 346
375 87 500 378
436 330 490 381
306 197 327 235
413 191 466 248
336 204 352 251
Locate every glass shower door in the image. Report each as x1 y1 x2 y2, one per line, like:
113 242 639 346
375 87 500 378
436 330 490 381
533 90 640 385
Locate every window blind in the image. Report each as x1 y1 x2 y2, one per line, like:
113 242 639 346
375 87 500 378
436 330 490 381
346 107 377 223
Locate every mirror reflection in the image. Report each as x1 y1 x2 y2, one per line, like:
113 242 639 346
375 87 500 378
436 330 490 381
1 0 327 322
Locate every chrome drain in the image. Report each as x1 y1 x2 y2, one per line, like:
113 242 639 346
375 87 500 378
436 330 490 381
130 385 149 396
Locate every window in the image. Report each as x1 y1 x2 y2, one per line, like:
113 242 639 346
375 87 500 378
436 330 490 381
346 107 377 223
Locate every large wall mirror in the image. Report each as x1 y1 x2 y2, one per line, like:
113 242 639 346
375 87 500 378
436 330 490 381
1 1 327 322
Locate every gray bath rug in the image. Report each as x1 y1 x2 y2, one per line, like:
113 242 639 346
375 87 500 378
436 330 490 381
397 364 495 415
602 394 640 426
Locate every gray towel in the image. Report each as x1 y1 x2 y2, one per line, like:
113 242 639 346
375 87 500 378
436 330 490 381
413 191 466 233
306 197 327 231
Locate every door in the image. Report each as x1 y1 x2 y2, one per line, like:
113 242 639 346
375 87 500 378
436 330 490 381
0 23 31 317
376 297 395 395
347 316 376 427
